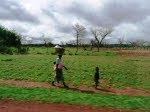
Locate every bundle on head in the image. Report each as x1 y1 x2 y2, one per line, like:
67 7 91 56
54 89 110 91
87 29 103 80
54 45 65 55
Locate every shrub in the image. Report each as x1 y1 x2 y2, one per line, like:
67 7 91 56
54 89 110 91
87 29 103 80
0 46 13 54
17 47 29 54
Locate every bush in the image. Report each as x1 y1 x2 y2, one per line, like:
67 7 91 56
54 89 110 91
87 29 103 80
0 46 13 54
68 53 73 55
51 52 56 55
37 52 42 54
17 47 29 54
0 26 21 47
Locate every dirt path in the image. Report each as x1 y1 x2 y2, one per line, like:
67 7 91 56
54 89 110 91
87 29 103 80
0 100 146 112
0 79 150 96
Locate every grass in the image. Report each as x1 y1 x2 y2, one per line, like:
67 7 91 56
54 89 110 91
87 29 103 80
0 48 150 89
0 84 150 110
28 47 118 56
0 48 150 110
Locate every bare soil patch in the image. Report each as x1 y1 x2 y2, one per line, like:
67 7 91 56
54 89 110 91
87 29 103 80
0 79 150 96
0 100 146 112
118 50 150 56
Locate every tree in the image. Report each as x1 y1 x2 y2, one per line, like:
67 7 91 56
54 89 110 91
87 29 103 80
127 39 146 49
42 35 53 54
136 39 146 47
91 27 113 51
90 39 96 51
27 38 33 45
66 39 76 47
60 41 66 46
0 26 25 54
73 23 86 53
117 37 125 48
0 26 21 47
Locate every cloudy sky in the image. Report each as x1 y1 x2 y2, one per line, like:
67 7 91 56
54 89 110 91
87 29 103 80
0 0 150 44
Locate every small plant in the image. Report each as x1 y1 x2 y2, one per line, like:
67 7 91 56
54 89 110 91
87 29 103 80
68 53 73 55
51 52 56 55
1 59 13 61
18 47 29 54
37 52 42 54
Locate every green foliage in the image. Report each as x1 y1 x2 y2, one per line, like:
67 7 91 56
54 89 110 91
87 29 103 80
0 85 150 110
0 26 21 47
0 46 13 54
64 48 118 56
0 48 150 110
0 25 23 54
0 51 150 89
17 47 29 54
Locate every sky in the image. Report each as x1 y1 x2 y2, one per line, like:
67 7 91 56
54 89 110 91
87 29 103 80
0 0 150 44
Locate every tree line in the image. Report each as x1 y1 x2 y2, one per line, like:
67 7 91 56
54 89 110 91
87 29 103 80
71 23 150 52
0 26 28 54
0 24 149 54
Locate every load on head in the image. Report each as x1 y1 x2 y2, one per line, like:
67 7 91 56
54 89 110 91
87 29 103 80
54 45 65 55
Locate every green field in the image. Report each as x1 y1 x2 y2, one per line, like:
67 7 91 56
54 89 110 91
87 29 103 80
0 48 150 89
0 47 150 110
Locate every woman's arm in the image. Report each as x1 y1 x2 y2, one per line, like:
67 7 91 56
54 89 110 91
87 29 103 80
63 66 68 70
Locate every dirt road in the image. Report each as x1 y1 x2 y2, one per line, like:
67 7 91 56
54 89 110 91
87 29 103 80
0 100 146 112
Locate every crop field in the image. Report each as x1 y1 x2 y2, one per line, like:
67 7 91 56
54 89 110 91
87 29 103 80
0 47 150 111
0 48 150 89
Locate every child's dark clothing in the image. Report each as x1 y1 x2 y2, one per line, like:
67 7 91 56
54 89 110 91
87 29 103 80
94 67 100 88
94 72 99 81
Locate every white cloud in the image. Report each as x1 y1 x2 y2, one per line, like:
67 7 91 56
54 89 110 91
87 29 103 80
0 0 150 44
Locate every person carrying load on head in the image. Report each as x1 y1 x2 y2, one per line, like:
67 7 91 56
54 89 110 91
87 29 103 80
52 45 68 88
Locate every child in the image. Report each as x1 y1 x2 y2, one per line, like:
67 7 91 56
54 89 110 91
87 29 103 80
94 67 100 89
53 61 56 71
52 61 58 86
